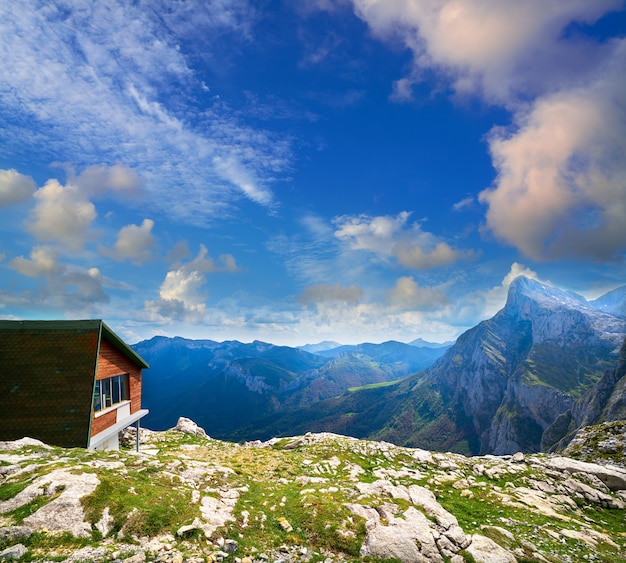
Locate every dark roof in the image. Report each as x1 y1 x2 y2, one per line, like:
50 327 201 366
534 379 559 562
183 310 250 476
0 320 148 447
0 320 149 369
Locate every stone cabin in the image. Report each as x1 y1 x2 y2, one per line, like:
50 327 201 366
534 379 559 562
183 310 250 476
0 319 149 450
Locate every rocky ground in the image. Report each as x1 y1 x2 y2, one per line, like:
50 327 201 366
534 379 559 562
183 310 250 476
1 418 625 562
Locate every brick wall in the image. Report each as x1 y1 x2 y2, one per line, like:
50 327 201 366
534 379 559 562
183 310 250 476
91 339 144 437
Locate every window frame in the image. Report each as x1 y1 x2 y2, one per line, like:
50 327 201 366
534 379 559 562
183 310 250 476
93 374 129 413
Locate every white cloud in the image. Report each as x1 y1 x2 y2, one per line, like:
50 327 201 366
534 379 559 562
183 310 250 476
0 169 35 206
345 1 626 263
69 164 143 200
388 276 449 311
334 211 469 270
8 246 62 277
144 244 240 322
452 196 474 212
480 44 626 261
25 179 97 251
0 1 287 221
334 211 410 254
393 240 460 270
298 283 363 306
455 262 540 322
101 219 155 263
7 245 109 309
349 0 621 102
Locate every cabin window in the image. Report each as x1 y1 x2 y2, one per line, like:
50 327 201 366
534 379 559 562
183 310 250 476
93 374 128 412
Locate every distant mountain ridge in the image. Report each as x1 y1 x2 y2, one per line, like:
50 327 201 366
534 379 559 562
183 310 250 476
133 336 449 437
232 277 626 454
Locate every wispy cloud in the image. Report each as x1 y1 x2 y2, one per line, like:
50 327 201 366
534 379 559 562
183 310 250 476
0 1 290 221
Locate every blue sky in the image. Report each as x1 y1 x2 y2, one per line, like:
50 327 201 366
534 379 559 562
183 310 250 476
1 0 625 346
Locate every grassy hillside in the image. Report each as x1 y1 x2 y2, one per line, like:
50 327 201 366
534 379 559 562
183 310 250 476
1 426 626 562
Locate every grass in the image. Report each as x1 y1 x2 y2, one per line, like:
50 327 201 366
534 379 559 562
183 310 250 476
2 429 626 562
348 379 403 393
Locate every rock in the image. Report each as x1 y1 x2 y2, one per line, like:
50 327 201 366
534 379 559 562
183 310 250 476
95 506 114 537
199 494 237 537
174 417 208 438
350 503 444 562
539 456 626 490
511 452 525 463
0 544 27 561
224 539 238 554
0 438 51 451
407 485 469 549
122 553 146 563
0 527 32 542
0 469 99 537
177 518 203 536
465 534 517 563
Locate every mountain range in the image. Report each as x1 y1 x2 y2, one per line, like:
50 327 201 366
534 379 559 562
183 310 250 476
134 276 626 455
133 335 449 437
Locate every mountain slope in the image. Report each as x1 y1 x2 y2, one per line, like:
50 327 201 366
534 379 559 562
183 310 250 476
380 276 626 454
543 335 626 451
134 337 447 438
590 284 626 318
242 277 626 455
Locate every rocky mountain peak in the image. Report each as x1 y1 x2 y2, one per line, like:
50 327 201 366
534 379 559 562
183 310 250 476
504 275 589 315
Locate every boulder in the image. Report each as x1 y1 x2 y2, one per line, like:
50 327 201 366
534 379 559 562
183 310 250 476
0 469 99 537
0 527 32 542
538 456 626 491
465 534 517 563
0 544 27 560
173 417 208 438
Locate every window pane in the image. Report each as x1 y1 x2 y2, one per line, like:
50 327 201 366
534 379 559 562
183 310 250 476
102 378 112 407
112 375 121 404
93 380 103 411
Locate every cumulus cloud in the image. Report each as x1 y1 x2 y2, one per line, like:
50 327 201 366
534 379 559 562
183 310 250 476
334 212 410 254
144 244 240 322
298 283 363 306
69 164 143 199
387 276 449 311
8 246 62 277
25 179 97 251
480 47 626 261
7 245 108 308
344 1 626 263
393 240 460 270
334 211 469 270
349 0 621 102
0 169 36 206
101 219 155 263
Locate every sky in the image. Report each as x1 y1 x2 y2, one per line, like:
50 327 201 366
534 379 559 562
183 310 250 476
0 0 625 347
